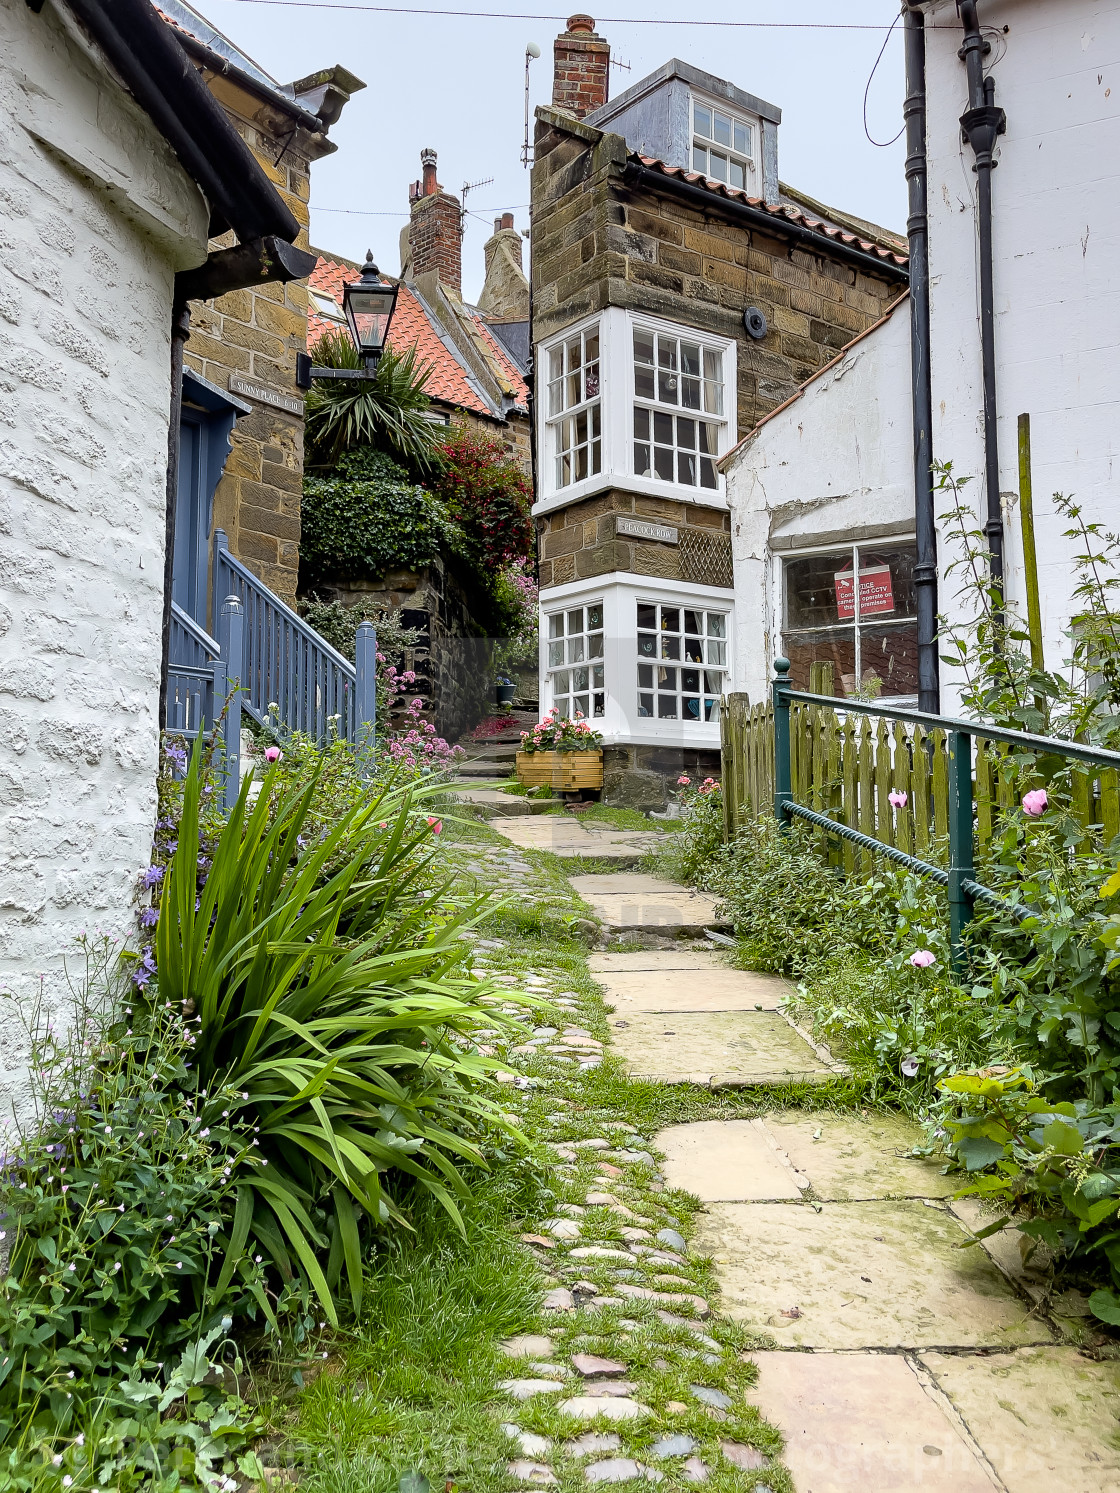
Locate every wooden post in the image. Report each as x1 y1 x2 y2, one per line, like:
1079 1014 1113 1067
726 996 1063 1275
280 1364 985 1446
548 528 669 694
1017 413 1045 673
217 594 244 813
948 729 975 973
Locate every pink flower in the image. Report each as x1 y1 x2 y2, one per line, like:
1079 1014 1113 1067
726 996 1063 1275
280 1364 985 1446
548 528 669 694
264 746 282 763
426 816 443 835
1022 788 1048 816
677 775 691 786
888 790 907 809
909 949 936 968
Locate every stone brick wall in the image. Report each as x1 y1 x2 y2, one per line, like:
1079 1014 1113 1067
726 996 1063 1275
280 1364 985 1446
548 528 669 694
0 1 210 1117
537 490 731 590
183 93 316 607
531 109 906 432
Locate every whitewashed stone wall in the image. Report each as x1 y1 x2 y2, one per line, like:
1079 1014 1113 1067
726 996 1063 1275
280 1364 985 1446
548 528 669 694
0 1 209 1115
724 300 913 705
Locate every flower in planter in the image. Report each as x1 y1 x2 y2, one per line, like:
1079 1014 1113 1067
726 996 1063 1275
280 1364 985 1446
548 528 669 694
888 790 908 809
677 775 692 786
1022 788 1048 816
909 949 936 968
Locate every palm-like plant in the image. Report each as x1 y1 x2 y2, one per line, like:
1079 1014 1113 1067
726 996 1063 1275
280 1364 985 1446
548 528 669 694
152 757 524 1327
305 330 445 473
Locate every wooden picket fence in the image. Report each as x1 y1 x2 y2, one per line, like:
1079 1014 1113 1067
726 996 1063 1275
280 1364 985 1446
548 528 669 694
720 680 1120 872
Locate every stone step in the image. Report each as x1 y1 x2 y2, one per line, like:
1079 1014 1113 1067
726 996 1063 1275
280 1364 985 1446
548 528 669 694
454 759 516 779
449 785 554 816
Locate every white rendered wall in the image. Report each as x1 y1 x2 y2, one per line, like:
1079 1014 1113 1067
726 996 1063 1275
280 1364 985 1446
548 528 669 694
724 302 914 704
0 2 209 1115
924 0 1120 708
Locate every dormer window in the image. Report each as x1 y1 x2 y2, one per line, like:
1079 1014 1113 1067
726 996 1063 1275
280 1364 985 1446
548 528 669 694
691 99 755 192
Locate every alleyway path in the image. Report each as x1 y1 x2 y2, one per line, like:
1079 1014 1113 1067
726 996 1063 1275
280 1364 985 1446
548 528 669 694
450 798 1120 1493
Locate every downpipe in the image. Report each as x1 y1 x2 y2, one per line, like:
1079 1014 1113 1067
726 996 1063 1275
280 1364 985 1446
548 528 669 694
958 0 1007 599
159 300 191 733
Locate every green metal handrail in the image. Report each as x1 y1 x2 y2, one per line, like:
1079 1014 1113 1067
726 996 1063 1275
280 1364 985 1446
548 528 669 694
770 657 1118 969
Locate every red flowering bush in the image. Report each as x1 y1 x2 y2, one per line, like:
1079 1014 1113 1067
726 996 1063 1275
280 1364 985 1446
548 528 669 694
430 427 533 573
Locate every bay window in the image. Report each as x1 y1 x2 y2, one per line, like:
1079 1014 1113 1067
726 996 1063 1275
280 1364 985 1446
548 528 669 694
636 601 727 722
633 328 723 490
547 601 605 719
547 326 601 489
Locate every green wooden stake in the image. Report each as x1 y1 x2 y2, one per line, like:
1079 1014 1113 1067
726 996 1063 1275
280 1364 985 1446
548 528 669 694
773 657 793 828
1018 412 1045 672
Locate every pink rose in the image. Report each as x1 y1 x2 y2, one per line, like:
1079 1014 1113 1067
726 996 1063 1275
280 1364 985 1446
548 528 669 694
1022 788 1048 816
909 950 936 968
677 775 691 786
888 790 907 809
264 746 282 763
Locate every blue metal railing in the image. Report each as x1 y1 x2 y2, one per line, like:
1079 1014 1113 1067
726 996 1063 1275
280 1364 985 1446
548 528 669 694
166 599 242 810
213 529 376 745
770 657 1120 969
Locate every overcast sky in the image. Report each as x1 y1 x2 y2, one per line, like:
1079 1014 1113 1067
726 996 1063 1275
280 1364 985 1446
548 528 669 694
199 0 909 303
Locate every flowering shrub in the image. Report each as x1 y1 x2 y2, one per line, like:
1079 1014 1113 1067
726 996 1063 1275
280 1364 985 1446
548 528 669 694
519 708 603 754
429 427 533 575
493 560 539 676
661 775 724 884
383 694 463 771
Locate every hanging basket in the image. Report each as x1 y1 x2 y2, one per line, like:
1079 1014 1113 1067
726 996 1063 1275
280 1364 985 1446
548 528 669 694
516 749 603 791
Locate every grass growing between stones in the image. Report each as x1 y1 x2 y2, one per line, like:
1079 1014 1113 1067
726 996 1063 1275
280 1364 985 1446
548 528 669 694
277 812 794 1492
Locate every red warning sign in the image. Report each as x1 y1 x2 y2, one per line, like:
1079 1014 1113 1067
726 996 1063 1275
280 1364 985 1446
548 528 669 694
835 563 895 619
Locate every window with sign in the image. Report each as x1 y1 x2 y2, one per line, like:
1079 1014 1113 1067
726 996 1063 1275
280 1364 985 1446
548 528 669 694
546 325 601 490
782 543 918 698
691 98 756 191
547 602 605 718
636 602 727 722
633 328 724 490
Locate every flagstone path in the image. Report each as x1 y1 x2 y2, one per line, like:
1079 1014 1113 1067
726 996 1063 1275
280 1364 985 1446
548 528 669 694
450 795 1120 1493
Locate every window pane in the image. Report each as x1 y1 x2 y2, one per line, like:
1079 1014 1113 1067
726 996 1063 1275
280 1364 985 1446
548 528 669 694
634 441 651 476
681 343 701 377
634 406 650 439
573 667 589 690
592 664 604 688
548 640 564 666
590 439 601 475
554 671 569 693
734 120 751 156
694 103 712 139
683 696 701 721
661 608 680 632
658 666 677 689
706 639 727 666
549 346 563 381
662 635 681 661
548 379 562 417
634 329 654 365
588 603 603 628
637 603 656 629
853 546 918 619
678 451 697 485
549 614 564 639
729 159 745 191
682 669 700 692
700 457 718 490
859 620 919 697
784 553 849 630
593 694 605 716
588 632 604 658
638 693 653 717
653 410 674 444
709 152 727 182
705 670 723 692
568 636 585 663
574 695 589 717
693 145 707 174
638 663 653 688
707 613 726 638
782 626 856 694
684 635 704 663
713 111 731 145
635 363 655 399
657 695 678 719
567 609 583 633
684 610 701 635
698 421 716 455
654 445 674 481
638 631 657 658
677 416 696 449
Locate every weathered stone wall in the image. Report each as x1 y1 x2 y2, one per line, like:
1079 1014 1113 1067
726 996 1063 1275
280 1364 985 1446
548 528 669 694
531 109 905 431
0 2 209 1115
183 93 315 606
603 745 721 812
537 489 731 590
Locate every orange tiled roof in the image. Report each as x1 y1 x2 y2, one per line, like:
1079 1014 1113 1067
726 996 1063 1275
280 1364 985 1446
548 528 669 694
633 154 909 270
308 252 528 419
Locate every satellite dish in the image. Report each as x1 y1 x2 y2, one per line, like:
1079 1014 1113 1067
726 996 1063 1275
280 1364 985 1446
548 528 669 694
526 42 541 57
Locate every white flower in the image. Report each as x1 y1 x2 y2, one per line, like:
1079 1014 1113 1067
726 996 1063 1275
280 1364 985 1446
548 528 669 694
75 1435 84 1446
63 1478 73 1488
200 1128 210 1138
52 1455 62 1467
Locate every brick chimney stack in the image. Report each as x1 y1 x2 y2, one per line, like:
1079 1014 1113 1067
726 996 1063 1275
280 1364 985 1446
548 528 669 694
408 148 462 292
552 14 609 120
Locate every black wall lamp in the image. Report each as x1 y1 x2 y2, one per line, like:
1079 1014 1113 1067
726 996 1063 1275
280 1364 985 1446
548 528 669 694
295 251 399 389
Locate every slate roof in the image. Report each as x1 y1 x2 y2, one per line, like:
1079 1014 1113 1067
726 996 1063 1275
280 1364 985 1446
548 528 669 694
633 154 909 270
308 251 530 420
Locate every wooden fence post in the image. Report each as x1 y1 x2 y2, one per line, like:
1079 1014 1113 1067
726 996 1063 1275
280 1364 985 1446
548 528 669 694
948 729 975 972
217 594 243 813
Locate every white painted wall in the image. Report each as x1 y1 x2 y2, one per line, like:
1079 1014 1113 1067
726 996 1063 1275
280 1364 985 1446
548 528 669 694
724 299 913 704
0 1 209 1115
924 0 1120 707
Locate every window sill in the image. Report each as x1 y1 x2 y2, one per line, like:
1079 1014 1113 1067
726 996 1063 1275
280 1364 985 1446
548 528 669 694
532 472 730 519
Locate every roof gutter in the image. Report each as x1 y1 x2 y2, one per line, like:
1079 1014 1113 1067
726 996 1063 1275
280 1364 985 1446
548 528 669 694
60 0 300 244
622 161 909 284
172 28 326 135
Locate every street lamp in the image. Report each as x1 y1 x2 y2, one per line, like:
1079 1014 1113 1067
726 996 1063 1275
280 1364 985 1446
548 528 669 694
295 251 399 388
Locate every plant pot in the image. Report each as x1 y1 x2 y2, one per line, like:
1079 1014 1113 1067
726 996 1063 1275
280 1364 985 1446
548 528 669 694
516 749 604 791
496 683 516 706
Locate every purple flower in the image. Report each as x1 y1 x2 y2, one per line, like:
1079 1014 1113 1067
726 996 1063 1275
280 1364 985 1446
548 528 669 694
132 951 157 990
164 743 188 773
141 865 164 889
139 907 159 929
909 949 936 968
1022 788 1048 816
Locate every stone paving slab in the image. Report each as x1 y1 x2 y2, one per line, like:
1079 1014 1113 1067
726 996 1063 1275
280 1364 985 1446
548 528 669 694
748 1351 996 1491
657 1120 803 1201
494 820 662 862
449 785 552 816
695 1200 1054 1349
919 1347 1120 1492
597 968 789 1013
611 1011 837 1086
570 875 726 932
764 1112 958 1200
588 952 727 972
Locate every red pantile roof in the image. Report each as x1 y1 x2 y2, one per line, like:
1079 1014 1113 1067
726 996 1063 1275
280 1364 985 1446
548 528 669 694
632 154 909 270
308 251 529 419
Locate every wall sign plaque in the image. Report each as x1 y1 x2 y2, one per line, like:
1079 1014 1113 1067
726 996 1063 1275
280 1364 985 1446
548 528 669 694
228 373 304 416
616 516 679 545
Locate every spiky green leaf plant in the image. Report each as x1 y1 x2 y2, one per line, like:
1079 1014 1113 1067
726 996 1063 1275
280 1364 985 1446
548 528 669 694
305 330 445 473
151 755 524 1327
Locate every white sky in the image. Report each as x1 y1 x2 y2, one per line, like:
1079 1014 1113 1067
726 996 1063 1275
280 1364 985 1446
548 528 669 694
198 0 910 303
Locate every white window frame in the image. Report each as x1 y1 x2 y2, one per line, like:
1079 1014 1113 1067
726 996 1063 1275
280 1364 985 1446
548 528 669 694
689 92 758 194
778 536 919 704
631 322 726 493
544 599 606 721
543 320 602 494
534 309 737 518
539 572 733 747
635 598 729 725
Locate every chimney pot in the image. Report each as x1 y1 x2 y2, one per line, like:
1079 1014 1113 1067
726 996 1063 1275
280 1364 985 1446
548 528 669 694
494 217 502 234
408 148 461 292
420 147 439 196
567 14 595 33
500 212 514 230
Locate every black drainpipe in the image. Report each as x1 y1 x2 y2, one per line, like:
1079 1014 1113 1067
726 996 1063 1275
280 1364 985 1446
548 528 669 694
158 300 191 733
904 4 939 713
958 0 1007 599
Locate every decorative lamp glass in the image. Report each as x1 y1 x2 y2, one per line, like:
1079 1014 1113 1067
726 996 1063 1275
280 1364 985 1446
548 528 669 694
343 252 398 361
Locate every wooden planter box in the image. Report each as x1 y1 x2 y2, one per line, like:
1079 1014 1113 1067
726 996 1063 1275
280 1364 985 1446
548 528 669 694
516 749 603 791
